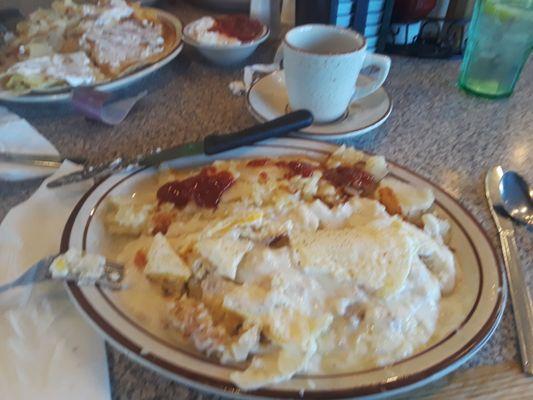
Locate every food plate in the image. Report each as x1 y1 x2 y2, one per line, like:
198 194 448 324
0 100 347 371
62 138 505 399
247 71 393 140
0 9 183 104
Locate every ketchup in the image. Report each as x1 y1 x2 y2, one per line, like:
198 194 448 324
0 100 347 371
157 168 235 209
210 15 263 42
276 161 317 178
134 250 147 270
246 158 270 167
323 166 375 190
247 158 318 178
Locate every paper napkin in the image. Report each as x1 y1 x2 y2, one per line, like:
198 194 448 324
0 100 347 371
0 106 60 181
0 162 110 400
229 63 280 96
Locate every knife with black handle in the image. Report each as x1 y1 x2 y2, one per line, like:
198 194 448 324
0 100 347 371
47 110 314 188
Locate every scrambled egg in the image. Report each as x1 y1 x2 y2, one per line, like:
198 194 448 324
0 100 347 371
292 222 414 291
106 146 457 390
105 195 154 235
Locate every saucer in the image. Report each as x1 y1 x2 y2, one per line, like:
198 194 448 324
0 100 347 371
246 70 392 140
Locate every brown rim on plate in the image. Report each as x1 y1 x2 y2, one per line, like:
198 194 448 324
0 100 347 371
62 140 505 399
246 71 393 137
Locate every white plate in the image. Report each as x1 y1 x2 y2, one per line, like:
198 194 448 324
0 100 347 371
246 70 393 140
0 9 183 104
62 138 505 399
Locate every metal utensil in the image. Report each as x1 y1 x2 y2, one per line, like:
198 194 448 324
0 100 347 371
47 110 314 188
0 254 124 294
500 171 533 227
486 166 533 375
0 152 86 168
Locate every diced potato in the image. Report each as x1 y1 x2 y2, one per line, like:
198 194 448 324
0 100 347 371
145 233 191 293
377 178 434 217
377 186 402 216
326 145 388 180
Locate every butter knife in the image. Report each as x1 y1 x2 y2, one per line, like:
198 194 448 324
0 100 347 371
486 166 533 375
47 110 313 188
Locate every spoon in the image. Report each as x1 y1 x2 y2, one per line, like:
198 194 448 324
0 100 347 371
499 171 533 228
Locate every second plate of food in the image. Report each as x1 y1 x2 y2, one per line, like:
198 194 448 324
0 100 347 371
62 138 505 399
0 1 183 103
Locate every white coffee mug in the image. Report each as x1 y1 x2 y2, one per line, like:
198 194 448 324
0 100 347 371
279 24 391 123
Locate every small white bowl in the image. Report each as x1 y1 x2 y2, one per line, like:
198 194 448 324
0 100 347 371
182 18 269 66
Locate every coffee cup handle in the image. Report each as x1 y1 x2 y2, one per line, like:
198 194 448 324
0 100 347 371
351 53 391 102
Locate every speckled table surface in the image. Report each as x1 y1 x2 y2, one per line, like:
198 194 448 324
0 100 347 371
1 1 532 399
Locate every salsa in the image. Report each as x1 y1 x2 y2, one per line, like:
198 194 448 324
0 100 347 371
247 158 318 178
323 166 375 190
166 158 375 210
245 158 374 191
246 158 270 167
276 160 317 178
210 14 264 42
157 168 235 209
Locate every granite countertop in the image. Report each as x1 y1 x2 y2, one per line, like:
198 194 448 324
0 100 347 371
1 1 532 399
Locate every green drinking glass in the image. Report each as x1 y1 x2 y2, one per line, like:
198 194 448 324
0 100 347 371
458 0 533 99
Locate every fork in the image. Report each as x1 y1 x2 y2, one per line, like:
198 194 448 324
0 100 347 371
0 254 125 294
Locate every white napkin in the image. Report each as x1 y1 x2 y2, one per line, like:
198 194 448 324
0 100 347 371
0 162 110 400
0 106 60 181
229 63 279 96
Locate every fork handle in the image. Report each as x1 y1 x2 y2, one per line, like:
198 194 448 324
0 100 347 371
0 280 20 294
500 229 533 375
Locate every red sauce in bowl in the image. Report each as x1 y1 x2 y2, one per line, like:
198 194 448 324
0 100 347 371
209 14 264 42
